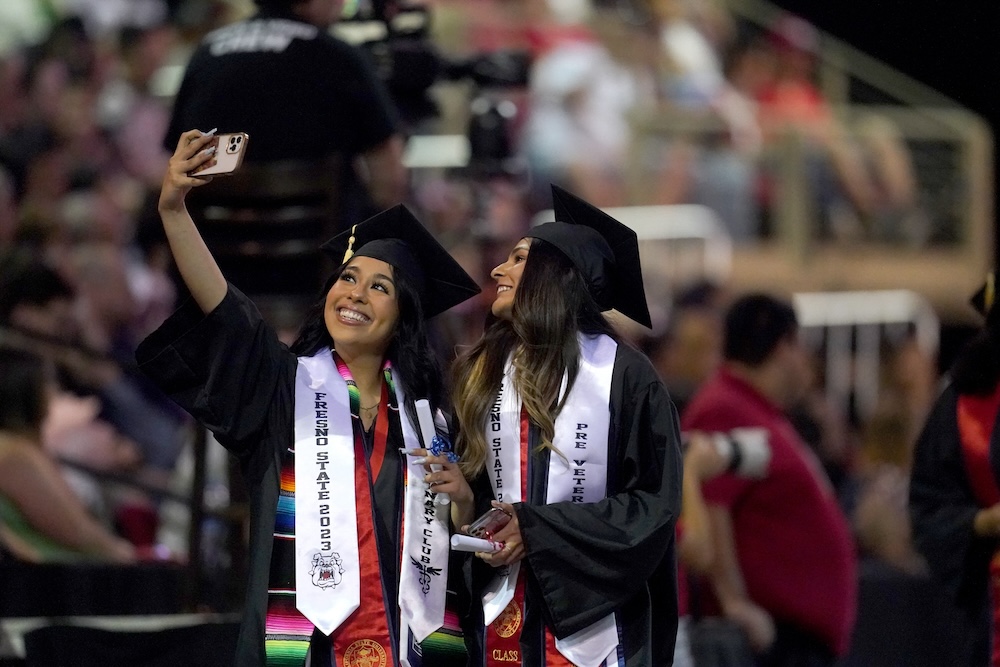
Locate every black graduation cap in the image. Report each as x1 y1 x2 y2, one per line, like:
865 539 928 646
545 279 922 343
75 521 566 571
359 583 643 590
970 271 996 324
319 204 481 318
526 185 652 328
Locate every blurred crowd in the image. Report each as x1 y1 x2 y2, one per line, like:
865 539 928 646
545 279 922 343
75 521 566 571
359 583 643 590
0 0 983 662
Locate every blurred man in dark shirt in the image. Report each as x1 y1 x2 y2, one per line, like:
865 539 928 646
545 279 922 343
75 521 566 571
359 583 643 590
164 0 407 222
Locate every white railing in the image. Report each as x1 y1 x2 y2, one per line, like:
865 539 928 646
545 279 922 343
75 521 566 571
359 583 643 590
793 289 939 422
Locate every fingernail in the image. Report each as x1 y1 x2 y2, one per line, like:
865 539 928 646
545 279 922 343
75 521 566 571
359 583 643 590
202 127 218 136
412 457 427 464
399 448 420 455
200 146 216 156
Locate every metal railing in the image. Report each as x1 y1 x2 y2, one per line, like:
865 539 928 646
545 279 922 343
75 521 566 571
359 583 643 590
628 104 993 323
792 289 939 423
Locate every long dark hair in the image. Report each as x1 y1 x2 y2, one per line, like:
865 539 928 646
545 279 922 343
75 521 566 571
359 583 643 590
451 238 617 476
290 261 446 431
0 347 49 437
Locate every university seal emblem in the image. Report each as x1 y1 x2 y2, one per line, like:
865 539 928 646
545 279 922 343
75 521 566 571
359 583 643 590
491 599 522 639
344 638 387 667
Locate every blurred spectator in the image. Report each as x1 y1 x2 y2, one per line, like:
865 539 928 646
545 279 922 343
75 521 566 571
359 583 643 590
881 332 938 445
650 0 762 242
99 20 178 190
853 112 930 245
0 346 136 563
0 167 16 243
851 406 926 575
753 14 868 239
518 0 661 209
62 0 169 41
0 0 52 56
750 14 924 243
682 293 857 665
163 0 407 227
646 279 725 415
675 430 743 667
0 248 187 474
786 353 854 499
910 273 1000 666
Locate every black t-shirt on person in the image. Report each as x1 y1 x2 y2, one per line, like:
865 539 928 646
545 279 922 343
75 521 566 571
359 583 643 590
165 9 400 160
164 9 402 222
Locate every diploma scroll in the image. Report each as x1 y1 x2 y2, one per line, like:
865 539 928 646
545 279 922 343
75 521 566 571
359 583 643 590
450 533 503 553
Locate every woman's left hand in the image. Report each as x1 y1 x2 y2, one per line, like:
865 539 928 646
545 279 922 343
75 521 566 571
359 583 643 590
409 448 476 529
475 501 525 568
412 449 473 506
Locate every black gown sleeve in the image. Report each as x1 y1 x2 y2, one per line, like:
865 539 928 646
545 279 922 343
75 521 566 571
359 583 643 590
909 383 995 618
135 285 294 456
516 352 683 639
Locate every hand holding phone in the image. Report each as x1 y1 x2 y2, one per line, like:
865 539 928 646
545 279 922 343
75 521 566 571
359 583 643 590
465 507 512 540
189 131 250 177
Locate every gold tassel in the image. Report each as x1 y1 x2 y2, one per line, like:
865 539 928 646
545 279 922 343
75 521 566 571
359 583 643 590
342 224 358 264
986 271 995 313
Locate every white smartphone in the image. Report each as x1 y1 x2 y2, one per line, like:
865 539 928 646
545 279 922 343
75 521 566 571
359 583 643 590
189 132 250 177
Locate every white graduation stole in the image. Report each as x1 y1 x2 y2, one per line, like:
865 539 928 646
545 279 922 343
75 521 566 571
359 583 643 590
293 349 450 649
294 350 359 635
398 401 451 666
483 333 622 667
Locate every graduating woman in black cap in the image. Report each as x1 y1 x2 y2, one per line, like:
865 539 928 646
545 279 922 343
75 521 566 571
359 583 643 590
136 130 480 667
911 272 1000 667
451 185 683 667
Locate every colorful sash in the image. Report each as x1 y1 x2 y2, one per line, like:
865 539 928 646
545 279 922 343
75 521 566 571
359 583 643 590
483 334 622 667
957 385 1000 667
264 349 450 666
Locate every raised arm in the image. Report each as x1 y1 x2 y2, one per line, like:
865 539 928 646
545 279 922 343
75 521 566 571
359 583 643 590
158 129 229 314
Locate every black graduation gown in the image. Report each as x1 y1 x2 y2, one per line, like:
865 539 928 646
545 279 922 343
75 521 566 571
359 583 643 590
136 286 420 666
910 382 1000 665
463 344 683 666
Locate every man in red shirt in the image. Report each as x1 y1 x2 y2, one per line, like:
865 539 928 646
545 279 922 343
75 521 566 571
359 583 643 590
682 293 857 666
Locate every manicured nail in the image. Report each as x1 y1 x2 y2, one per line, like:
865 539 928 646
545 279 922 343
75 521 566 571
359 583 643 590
200 146 216 156
412 457 427 465
202 127 218 136
399 448 420 455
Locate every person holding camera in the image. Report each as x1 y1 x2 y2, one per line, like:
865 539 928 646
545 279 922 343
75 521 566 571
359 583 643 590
164 0 407 222
136 131 480 666
450 185 683 666
681 293 857 666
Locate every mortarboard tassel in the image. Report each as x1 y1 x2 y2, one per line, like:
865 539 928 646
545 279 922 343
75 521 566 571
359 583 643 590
342 224 358 264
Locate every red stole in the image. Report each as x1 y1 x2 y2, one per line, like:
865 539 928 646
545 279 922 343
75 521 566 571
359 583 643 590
331 389 396 667
485 409 576 667
957 385 1000 667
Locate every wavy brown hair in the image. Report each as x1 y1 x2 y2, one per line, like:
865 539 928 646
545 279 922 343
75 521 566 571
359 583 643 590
451 239 616 477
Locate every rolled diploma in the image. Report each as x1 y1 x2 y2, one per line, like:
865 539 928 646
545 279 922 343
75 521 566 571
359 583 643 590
415 399 450 505
450 533 503 553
